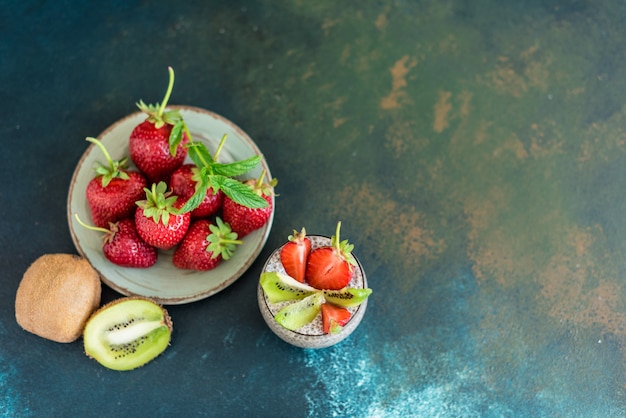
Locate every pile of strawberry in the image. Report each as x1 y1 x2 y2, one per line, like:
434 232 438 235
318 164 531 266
77 67 276 271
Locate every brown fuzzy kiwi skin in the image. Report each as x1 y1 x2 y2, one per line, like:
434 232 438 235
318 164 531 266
15 254 102 343
83 296 173 369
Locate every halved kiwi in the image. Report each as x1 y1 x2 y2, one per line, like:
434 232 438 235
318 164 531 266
83 297 172 371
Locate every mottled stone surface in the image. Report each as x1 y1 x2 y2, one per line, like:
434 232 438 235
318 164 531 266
3 0 626 416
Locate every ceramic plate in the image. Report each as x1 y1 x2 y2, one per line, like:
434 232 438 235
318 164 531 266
67 106 274 305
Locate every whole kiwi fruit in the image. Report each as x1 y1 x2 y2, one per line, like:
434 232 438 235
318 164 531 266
15 253 102 343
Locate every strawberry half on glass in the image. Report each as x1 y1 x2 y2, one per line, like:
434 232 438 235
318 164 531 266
222 170 277 238
135 181 191 250
85 137 147 228
279 227 311 283
173 217 242 271
305 221 357 290
129 66 189 184
321 303 351 334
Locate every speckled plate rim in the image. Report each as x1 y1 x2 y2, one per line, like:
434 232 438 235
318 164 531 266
67 105 274 305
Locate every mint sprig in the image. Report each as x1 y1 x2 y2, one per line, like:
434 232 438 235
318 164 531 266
177 135 268 214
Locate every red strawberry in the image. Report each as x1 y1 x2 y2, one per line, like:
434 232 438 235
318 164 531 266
135 181 191 250
74 215 157 268
129 66 189 184
169 164 224 218
321 303 351 334
222 171 277 237
84 137 147 228
305 221 357 290
279 227 311 283
173 217 242 271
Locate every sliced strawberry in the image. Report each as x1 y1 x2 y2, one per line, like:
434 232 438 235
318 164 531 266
305 221 357 290
321 303 351 334
279 228 311 282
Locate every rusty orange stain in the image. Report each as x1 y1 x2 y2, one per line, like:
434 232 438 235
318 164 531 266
528 120 564 159
331 183 445 274
481 47 552 97
301 63 316 81
492 133 528 160
458 90 472 118
538 225 626 336
384 119 431 158
380 55 418 110
463 188 541 287
321 18 341 36
333 117 347 128
375 11 388 30
433 90 452 133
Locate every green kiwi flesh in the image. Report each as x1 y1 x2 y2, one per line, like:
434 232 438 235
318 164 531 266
323 287 373 308
275 293 324 331
260 271 316 303
83 297 172 371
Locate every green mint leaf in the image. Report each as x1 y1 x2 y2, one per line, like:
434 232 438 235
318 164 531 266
177 172 210 214
216 176 269 209
211 155 262 177
169 120 185 156
186 140 215 168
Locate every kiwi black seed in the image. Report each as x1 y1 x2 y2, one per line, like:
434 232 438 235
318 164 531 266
83 297 172 371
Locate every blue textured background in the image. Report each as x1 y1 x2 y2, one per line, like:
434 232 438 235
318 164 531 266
2 0 626 416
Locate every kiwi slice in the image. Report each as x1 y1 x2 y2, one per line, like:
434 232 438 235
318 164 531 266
323 287 373 308
275 292 324 331
260 271 317 303
83 297 172 371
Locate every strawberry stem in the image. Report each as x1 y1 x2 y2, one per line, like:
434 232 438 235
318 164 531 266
86 137 114 169
158 66 175 118
255 169 267 189
74 213 110 234
331 221 357 266
221 238 244 245
213 134 228 161
334 221 342 250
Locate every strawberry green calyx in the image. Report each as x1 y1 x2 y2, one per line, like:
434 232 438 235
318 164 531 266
136 181 179 226
86 137 130 187
331 221 357 267
206 217 243 261
251 169 278 198
136 66 189 156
